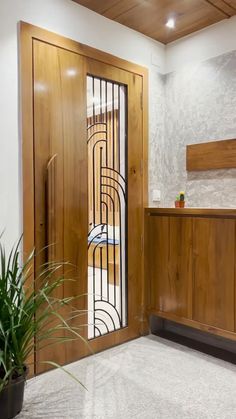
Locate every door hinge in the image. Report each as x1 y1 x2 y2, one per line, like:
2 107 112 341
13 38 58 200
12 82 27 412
140 91 143 110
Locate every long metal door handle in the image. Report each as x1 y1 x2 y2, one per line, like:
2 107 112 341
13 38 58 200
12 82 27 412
46 154 57 262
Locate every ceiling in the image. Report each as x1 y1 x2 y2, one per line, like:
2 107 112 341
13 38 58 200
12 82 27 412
73 0 236 44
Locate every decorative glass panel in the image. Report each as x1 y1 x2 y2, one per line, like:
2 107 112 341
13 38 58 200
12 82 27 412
87 76 127 339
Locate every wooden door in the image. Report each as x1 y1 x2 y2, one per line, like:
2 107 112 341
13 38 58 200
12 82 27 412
193 218 235 331
31 34 144 372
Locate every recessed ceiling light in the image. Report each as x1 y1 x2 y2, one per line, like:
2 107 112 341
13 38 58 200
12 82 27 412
166 18 175 29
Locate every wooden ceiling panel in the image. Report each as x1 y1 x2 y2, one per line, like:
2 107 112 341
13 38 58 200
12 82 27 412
227 0 236 7
103 0 140 20
74 0 122 14
109 0 226 43
209 0 236 15
73 0 236 44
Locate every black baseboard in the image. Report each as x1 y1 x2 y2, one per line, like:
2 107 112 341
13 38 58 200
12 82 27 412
150 315 236 365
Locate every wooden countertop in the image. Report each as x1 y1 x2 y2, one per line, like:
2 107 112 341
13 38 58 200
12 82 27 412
145 207 236 218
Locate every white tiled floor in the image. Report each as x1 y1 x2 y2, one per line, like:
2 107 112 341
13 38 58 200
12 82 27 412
19 335 236 419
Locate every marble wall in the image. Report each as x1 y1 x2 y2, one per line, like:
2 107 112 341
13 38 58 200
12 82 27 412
150 50 236 208
149 70 165 203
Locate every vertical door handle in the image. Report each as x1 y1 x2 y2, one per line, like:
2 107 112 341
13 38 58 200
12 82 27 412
46 154 57 262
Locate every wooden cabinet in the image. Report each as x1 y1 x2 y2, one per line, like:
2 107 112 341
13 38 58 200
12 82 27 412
146 215 192 318
192 218 235 331
145 208 236 341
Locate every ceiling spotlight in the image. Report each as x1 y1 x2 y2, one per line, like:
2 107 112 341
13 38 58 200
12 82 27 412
166 18 175 29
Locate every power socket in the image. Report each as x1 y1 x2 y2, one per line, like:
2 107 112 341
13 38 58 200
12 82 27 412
152 189 161 202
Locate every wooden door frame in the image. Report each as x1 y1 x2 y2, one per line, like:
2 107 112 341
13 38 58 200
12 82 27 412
19 22 149 344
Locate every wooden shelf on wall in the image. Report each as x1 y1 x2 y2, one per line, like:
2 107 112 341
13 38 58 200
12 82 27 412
186 138 236 171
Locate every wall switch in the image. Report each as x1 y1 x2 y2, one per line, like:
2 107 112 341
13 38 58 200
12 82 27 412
152 189 161 202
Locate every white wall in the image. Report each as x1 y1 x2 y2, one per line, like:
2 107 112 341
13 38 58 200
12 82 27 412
0 0 165 249
166 15 236 73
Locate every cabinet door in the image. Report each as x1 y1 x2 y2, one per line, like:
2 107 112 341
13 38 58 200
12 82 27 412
193 218 235 331
146 216 168 312
147 216 192 318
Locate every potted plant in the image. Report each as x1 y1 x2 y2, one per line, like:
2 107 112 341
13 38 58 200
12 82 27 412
0 238 88 419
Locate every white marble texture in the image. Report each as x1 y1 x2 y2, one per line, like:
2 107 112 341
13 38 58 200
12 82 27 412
18 335 236 419
150 50 236 208
149 69 165 206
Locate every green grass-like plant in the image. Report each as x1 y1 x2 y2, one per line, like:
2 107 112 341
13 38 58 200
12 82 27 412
0 238 88 392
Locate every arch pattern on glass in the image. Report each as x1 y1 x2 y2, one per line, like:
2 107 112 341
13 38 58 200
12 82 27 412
87 75 127 339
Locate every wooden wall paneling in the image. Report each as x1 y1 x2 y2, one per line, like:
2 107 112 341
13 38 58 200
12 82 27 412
186 139 236 171
192 217 235 331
